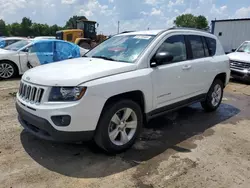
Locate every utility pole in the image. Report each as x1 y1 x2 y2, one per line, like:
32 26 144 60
118 21 120 34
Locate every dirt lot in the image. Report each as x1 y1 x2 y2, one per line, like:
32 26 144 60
0 78 250 188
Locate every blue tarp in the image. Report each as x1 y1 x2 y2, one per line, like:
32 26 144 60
0 40 6 48
32 39 81 65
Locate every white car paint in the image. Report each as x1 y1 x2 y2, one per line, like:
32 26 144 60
34 36 56 40
0 40 87 79
16 28 230 148
228 52 250 63
22 58 137 86
227 41 250 80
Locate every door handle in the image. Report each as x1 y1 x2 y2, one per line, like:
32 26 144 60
182 65 192 70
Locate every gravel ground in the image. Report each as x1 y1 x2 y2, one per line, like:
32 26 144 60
0 78 250 188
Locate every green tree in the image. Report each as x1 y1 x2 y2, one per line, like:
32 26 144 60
0 19 8 36
174 14 209 30
8 22 21 36
49 24 64 36
1 15 88 37
196 15 209 29
65 15 87 29
20 17 32 36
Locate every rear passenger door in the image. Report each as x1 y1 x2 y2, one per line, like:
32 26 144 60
185 35 212 94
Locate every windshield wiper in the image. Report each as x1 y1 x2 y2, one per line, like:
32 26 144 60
92 56 115 61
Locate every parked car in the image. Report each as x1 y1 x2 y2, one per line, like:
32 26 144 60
16 28 230 153
228 41 250 81
0 37 27 48
0 39 88 79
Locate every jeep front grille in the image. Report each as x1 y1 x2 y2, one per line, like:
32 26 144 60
230 61 250 70
19 82 44 103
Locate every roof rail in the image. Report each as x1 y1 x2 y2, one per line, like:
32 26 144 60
120 31 135 34
167 26 210 33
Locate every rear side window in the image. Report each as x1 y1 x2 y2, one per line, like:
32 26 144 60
205 37 216 56
188 35 205 59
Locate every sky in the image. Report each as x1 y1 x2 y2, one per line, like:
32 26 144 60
0 0 250 35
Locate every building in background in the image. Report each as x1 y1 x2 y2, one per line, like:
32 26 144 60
211 18 250 53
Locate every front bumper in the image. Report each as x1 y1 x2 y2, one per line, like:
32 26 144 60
16 102 94 142
230 68 250 80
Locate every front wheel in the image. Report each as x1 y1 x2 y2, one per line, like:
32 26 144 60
0 61 17 79
201 79 224 112
94 100 143 153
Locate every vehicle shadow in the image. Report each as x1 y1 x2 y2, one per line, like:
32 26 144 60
20 103 240 178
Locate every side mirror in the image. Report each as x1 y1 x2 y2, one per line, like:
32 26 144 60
232 49 236 52
22 48 29 53
151 51 173 67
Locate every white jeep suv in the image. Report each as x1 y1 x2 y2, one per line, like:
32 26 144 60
16 28 230 153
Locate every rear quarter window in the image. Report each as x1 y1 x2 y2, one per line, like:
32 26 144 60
205 37 217 56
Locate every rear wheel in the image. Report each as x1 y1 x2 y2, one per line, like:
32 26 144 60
201 79 224 112
0 61 17 79
94 100 143 153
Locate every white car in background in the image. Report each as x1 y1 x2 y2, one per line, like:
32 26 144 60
0 39 88 79
0 37 27 48
34 36 56 40
228 41 250 81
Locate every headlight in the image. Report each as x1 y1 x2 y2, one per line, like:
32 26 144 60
49 87 87 101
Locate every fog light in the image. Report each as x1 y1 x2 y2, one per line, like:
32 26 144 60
51 115 71 127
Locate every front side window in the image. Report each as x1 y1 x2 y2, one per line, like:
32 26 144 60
85 35 155 63
188 35 205 59
236 42 250 53
157 35 187 63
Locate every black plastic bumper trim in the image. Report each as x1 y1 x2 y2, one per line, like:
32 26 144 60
16 102 94 142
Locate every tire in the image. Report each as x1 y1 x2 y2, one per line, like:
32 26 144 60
0 61 18 79
201 79 224 112
94 100 143 154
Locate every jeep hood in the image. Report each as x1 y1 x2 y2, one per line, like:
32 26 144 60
227 52 250 63
22 57 137 86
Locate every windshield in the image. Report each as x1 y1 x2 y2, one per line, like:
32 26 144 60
85 35 155 63
4 40 30 51
237 42 250 53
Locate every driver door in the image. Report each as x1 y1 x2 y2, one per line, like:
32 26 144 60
151 34 195 110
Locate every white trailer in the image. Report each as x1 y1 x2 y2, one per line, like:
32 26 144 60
211 18 250 53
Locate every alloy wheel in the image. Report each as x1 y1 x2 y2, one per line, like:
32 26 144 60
0 63 14 79
211 84 222 107
108 108 137 146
